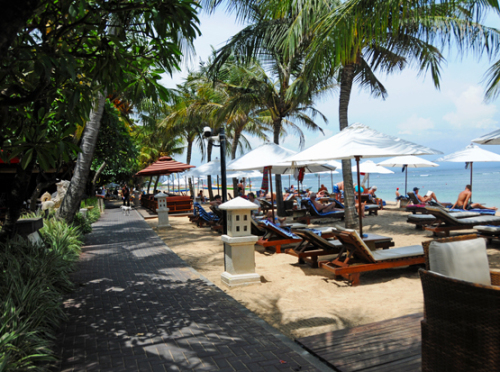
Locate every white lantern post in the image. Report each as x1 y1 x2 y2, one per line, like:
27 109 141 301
154 192 171 228
219 197 260 287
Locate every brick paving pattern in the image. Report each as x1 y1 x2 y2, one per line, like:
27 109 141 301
54 206 329 371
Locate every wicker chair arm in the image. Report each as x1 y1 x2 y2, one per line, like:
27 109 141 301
490 270 500 286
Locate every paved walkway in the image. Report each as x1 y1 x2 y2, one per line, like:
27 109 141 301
54 206 332 371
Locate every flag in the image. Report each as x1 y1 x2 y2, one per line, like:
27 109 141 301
261 166 271 193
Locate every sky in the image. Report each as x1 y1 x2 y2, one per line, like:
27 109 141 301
160 8 500 167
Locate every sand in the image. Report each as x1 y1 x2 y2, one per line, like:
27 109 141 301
146 206 500 339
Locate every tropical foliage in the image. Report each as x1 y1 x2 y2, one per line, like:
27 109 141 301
0 215 83 371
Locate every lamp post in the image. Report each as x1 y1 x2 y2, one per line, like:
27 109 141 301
203 126 227 235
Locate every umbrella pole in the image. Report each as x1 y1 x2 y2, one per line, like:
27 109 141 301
289 174 290 188
405 166 408 196
318 174 320 191
330 171 334 192
217 175 220 196
356 156 363 237
270 167 275 221
470 162 473 202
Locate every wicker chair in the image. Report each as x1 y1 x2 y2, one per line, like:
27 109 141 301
420 234 500 371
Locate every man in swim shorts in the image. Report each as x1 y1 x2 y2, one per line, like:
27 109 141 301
452 185 497 210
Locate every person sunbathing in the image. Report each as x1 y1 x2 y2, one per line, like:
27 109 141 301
452 185 497 210
413 187 440 204
365 186 383 209
310 192 341 213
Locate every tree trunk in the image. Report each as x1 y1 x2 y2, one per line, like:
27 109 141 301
58 92 106 224
339 64 358 229
90 161 106 197
186 139 195 197
0 157 35 242
153 175 160 193
207 141 214 200
273 121 285 216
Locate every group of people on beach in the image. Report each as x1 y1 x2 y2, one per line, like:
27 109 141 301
397 185 497 210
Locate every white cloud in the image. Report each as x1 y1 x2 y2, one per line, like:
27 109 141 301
443 86 497 129
397 115 435 136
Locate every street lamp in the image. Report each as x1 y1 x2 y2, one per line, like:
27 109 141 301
203 126 227 235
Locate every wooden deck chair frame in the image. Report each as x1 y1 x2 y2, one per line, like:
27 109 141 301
331 198 379 216
259 199 273 213
209 205 223 232
424 206 500 236
319 230 425 286
286 229 341 268
257 221 302 253
250 218 266 236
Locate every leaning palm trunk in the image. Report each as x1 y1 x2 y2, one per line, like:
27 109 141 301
90 161 106 197
58 92 106 224
339 64 358 229
273 122 285 216
186 140 195 197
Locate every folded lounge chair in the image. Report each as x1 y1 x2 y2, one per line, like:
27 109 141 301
286 228 342 267
405 192 452 214
319 229 425 286
423 206 500 236
474 225 500 243
256 220 302 253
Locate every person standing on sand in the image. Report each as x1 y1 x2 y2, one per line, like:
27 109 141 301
452 185 497 210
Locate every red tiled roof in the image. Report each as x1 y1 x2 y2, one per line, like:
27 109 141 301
135 156 195 176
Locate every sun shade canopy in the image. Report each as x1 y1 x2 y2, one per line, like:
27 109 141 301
377 155 439 168
435 144 500 163
351 160 394 174
286 123 442 163
472 128 500 145
226 142 337 174
135 156 195 177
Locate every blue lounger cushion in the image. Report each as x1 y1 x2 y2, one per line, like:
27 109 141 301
306 200 344 217
261 220 300 239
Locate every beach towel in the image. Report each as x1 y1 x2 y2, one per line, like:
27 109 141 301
261 166 271 193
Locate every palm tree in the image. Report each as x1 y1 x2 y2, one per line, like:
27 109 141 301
209 55 332 214
205 0 499 227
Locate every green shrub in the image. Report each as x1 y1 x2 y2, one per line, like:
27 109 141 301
72 212 92 235
0 233 82 371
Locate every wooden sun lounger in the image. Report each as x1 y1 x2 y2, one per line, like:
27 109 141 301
256 220 302 253
319 229 425 286
474 225 500 243
423 206 500 236
297 199 345 224
192 202 220 228
406 210 480 229
286 228 342 267
330 198 379 216
259 199 273 213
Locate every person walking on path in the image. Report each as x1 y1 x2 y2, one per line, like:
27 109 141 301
122 184 130 207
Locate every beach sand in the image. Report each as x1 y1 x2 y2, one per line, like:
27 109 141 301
146 206 500 339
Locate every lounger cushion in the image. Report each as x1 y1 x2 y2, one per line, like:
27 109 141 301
456 216 500 224
429 238 491 285
261 220 300 239
474 225 500 233
371 245 424 261
407 212 480 223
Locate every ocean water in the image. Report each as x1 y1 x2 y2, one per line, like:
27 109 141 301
235 162 500 208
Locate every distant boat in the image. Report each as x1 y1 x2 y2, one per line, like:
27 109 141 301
420 174 429 177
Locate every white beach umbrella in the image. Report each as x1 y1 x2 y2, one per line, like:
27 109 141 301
286 123 442 236
435 144 500 198
377 155 439 195
472 128 500 145
351 160 394 190
351 160 394 174
227 170 262 179
185 158 221 177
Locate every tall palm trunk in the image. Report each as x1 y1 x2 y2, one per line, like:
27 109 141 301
207 141 214 200
186 139 195 197
59 92 106 224
273 120 285 216
231 128 242 197
339 64 358 229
